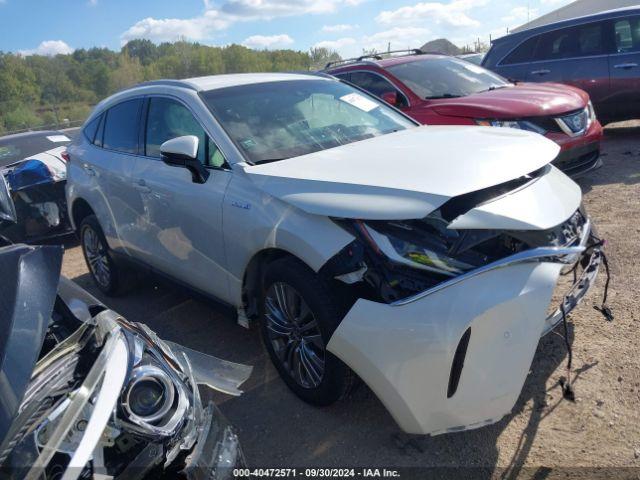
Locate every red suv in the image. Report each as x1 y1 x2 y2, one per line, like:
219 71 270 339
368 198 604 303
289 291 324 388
325 51 603 177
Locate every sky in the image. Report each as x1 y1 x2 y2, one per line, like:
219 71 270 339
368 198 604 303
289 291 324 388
0 0 574 57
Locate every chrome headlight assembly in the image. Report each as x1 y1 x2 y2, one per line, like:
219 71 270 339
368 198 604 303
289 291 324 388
118 323 192 439
351 210 504 276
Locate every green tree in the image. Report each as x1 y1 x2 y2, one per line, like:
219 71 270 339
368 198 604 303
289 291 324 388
309 47 341 70
0 40 317 133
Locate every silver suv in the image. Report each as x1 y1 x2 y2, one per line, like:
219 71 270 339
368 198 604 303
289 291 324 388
66 73 602 435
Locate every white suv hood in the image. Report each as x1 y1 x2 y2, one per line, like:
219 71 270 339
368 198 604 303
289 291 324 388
244 125 561 220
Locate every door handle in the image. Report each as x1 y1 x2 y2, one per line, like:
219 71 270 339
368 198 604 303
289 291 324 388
531 69 551 76
614 62 638 69
134 179 151 193
82 163 96 176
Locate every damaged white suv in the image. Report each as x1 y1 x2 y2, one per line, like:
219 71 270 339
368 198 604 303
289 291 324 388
66 73 604 435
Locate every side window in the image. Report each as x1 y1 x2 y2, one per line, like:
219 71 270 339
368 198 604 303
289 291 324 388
145 97 225 167
535 22 605 60
94 114 105 148
103 99 143 154
348 71 409 108
83 114 101 143
501 36 539 65
614 16 640 53
333 72 351 82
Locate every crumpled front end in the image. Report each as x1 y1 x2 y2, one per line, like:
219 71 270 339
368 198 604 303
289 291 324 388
324 166 602 435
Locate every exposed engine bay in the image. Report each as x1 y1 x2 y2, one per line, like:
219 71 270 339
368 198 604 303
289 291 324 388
325 205 591 304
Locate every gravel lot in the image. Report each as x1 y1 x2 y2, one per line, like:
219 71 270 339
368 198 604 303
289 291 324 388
61 122 640 477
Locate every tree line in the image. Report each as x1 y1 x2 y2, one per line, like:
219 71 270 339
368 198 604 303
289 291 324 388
0 39 341 135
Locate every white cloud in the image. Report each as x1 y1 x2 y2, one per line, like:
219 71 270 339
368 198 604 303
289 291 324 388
321 23 358 33
121 0 365 44
362 27 430 53
242 34 294 49
376 0 487 28
220 0 366 18
313 37 357 50
19 40 74 56
501 6 538 23
87 0 97 6
121 10 229 44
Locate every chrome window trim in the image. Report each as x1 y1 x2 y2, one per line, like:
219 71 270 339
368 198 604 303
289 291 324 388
391 218 591 306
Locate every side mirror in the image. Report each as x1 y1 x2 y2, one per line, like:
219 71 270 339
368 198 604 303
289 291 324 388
160 136 210 184
380 91 399 107
0 174 17 223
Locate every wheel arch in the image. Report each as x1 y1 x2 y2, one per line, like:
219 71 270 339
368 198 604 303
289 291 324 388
70 198 95 232
240 248 303 321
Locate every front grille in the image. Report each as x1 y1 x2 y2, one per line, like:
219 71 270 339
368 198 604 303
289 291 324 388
510 209 586 249
527 116 564 134
525 107 591 137
555 107 590 136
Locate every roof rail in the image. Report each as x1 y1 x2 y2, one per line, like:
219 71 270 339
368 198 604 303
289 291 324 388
288 70 337 80
324 49 425 70
133 79 198 90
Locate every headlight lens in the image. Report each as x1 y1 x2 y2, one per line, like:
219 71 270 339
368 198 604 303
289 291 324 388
118 330 191 438
476 119 547 135
124 365 175 422
356 217 488 277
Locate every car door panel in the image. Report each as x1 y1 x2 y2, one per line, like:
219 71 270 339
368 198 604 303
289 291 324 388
525 21 611 107
93 98 148 257
132 159 232 301
607 16 640 120
130 96 232 302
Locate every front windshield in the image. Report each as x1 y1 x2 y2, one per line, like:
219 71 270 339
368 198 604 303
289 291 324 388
387 57 511 99
201 79 416 164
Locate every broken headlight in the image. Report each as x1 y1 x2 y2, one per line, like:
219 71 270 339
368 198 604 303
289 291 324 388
118 321 193 441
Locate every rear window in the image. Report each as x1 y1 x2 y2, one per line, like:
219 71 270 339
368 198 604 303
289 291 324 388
103 99 142 154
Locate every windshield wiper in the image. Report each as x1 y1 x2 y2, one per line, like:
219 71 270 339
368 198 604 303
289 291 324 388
425 94 462 99
485 85 509 92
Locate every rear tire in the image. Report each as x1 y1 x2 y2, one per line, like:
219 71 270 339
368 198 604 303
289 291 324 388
259 256 357 406
79 215 135 296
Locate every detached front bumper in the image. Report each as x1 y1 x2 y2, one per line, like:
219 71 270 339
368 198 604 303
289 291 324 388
328 224 601 436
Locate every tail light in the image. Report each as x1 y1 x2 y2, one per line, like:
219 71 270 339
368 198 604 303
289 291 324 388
61 151 70 162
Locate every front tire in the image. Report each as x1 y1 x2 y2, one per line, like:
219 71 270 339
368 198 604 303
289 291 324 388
79 215 133 296
259 257 356 406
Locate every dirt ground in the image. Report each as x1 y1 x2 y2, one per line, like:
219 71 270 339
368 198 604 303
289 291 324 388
61 122 640 477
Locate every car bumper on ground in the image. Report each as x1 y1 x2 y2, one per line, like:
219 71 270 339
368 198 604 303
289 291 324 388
328 222 600 436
